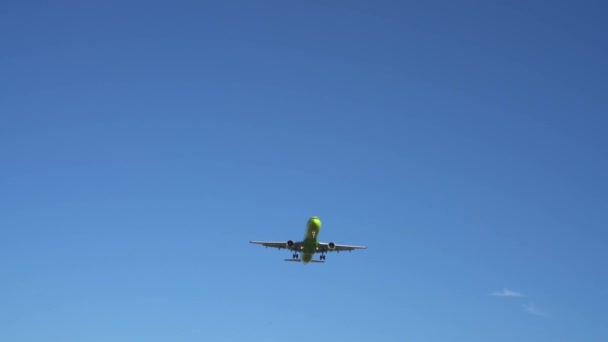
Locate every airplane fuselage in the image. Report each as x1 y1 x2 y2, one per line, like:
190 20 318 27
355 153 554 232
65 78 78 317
299 216 321 263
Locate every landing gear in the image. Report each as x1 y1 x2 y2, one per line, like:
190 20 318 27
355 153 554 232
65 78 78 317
292 253 299 259
319 254 326 261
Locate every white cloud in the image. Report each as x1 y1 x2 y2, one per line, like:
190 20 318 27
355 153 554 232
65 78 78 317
523 303 550 317
491 289 525 297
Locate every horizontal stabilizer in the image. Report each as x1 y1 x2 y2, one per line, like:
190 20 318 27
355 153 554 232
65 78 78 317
283 259 325 263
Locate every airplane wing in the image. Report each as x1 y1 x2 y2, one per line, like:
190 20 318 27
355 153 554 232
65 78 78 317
317 242 367 252
250 241 303 251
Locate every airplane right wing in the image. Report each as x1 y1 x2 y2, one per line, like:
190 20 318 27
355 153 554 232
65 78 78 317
250 240 302 251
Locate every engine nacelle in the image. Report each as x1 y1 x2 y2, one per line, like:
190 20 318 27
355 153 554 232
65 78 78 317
286 240 294 248
328 242 336 249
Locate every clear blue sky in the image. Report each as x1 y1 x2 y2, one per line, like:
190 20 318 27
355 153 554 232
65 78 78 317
1 1 607 341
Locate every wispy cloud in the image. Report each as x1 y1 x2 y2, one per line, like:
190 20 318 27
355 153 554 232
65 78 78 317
523 303 550 317
491 289 525 297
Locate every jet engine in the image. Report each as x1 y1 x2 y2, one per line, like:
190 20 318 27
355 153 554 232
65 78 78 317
286 240 294 248
328 242 336 249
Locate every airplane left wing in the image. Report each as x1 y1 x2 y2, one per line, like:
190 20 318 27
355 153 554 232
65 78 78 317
317 242 367 252
250 241 302 251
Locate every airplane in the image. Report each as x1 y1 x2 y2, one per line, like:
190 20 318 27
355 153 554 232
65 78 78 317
250 216 367 263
